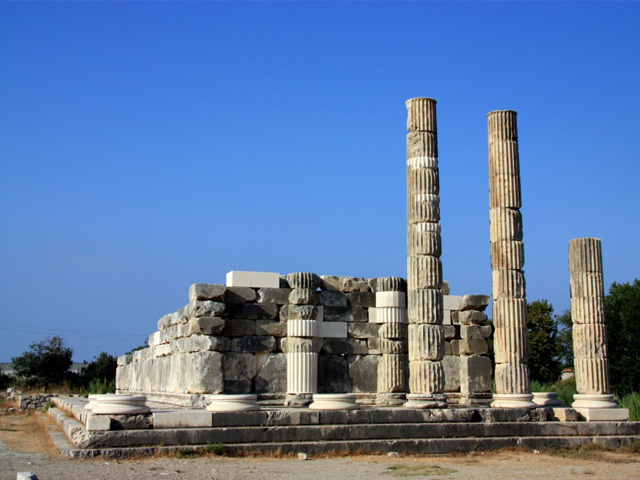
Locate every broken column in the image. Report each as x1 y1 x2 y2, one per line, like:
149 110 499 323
283 272 321 406
569 238 627 420
375 276 408 405
405 97 447 408
488 110 536 408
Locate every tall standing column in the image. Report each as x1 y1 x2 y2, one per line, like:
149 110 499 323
488 110 536 408
405 98 447 408
569 238 621 416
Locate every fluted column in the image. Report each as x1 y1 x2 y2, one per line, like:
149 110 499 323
375 277 408 405
283 272 321 407
488 110 536 408
405 98 447 408
569 238 617 410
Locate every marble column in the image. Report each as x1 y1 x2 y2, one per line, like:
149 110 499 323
569 238 617 410
488 110 536 408
375 276 408 406
283 272 321 407
405 97 447 408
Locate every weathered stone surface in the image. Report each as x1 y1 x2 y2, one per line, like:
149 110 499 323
492 270 526 300
189 283 226 302
230 303 279 320
224 287 258 304
288 288 317 305
443 325 457 340
321 276 370 292
231 335 276 354
490 207 523 242
255 353 287 394
573 323 608 358
255 320 287 337
346 291 376 308
281 337 322 354
318 290 348 307
349 355 379 393
377 354 406 393
451 338 489 356
188 317 225 336
408 289 443 324
318 354 350 393
453 310 488 325
409 360 445 394
494 362 530 394
490 241 525 271
317 321 348 338
257 288 292 305
347 323 380 339
442 355 460 392
379 322 407 339
323 306 367 323
287 305 319 320
461 295 491 311
408 226 442 257
460 355 492 394
408 256 442 290
189 351 224 393
322 338 368 355
460 325 485 341
286 272 320 289
222 319 256 336
377 338 407 354
408 324 444 361
373 277 407 293
407 131 438 158
406 97 437 133
223 353 256 383
189 300 227 319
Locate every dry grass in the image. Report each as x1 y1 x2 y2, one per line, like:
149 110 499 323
0 411 60 457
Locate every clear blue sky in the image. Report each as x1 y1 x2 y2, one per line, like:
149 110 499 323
1 2 639 362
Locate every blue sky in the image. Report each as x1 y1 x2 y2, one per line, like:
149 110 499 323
1 1 639 362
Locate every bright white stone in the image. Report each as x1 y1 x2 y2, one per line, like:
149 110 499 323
491 393 537 409
153 410 213 427
369 308 379 323
443 295 464 311
376 292 406 308
574 407 630 421
532 392 562 407
91 394 150 415
572 393 618 409
226 271 280 288
309 393 359 410
206 394 259 412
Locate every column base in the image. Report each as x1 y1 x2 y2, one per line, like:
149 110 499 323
404 393 447 409
532 392 562 407
206 394 259 412
572 394 617 409
309 394 359 410
284 393 314 407
491 393 537 409
376 393 407 406
574 407 629 421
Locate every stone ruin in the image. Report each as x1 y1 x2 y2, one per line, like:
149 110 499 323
115 97 627 421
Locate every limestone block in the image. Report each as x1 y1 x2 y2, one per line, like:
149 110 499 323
460 355 492 394
460 325 484 340
188 316 225 336
492 269 526 299
188 335 230 353
322 338 368 355
569 237 603 274
288 288 317 305
257 287 292 304
223 353 256 383
317 290 348 307
451 338 489 356
574 407 630 421
490 241 525 270
153 410 213 428
86 413 111 431
379 322 407 339
444 341 452 355
230 303 278 320
287 305 319 320
255 320 287 337
186 351 224 393
442 310 452 325
287 319 317 337
226 271 280 288
343 306 369 323
377 338 407 354
231 335 276 354
349 355 379 393
443 295 464 310
222 319 256 336
408 195 440 224
573 323 608 358
320 275 370 292
368 307 378 323
318 354 351 393
408 167 439 195
406 131 438 158
570 296 606 324
442 355 460 392
494 362 530 395
281 337 322 354
408 324 444 361
286 272 320 289
224 287 258 304
347 322 379 339
409 360 445 394
492 298 527 329
318 321 348 338
408 289 443 324
157 313 175 331
377 354 407 393
452 310 488 325
376 291 406 308
255 353 287 393
489 208 523 242
408 226 442 257
481 325 493 338
189 283 226 302
376 308 408 324
189 300 227 319
443 325 457 340
117 354 132 366
406 97 437 133
346 291 376 308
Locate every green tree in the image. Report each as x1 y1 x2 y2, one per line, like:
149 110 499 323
605 279 640 395
527 299 561 383
11 336 73 388
555 309 573 370
81 352 117 386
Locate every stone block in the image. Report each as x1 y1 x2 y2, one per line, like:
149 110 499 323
368 307 378 323
117 354 132 366
288 288 317 305
551 408 580 422
224 379 253 394
281 337 322 353
188 335 230 352
226 270 280 288
230 303 279 320
287 319 317 337
347 323 380 339
255 320 287 337
346 291 376 308
460 325 484 340
224 286 258 304
462 294 491 311
257 287 291 304
321 275 370 292
223 353 256 383
453 310 488 325
286 272 320 289
460 355 492 394
480 325 492 338
86 413 111 431
451 339 489 356
153 410 213 428
231 335 276 353
318 290 348 307
376 291 406 308
188 316 225 335
444 341 452 355
442 355 460 392
322 338 368 355
318 322 348 338
189 300 226 319
349 355 379 393
318 355 351 393
255 353 287 394
574 408 630 422
222 319 256 336
189 351 224 393
444 295 464 311
442 309 452 325
189 283 226 302
287 305 319 320
443 325 457 340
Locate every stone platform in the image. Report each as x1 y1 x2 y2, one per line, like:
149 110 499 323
48 397 640 458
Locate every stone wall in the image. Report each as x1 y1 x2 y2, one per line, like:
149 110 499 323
116 273 490 405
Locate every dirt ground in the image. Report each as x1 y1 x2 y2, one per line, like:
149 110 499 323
1 412 640 480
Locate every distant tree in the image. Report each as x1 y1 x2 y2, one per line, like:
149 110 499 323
527 300 561 383
605 279 640 395
11 336 73 388
0 365 11 389
81 352 117 386
555 309 573 370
